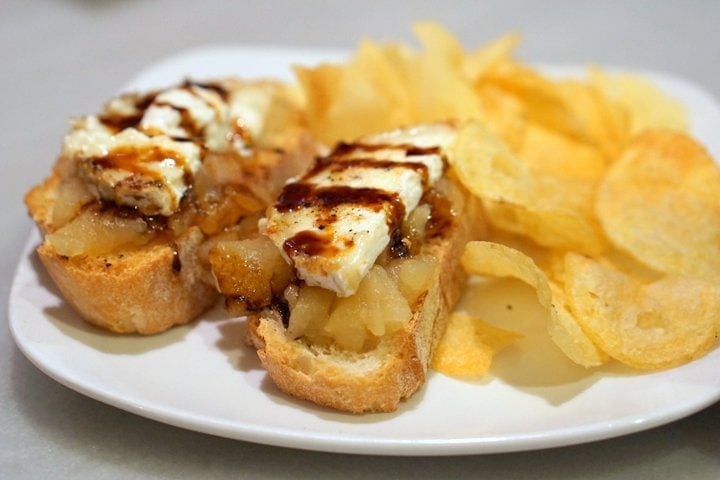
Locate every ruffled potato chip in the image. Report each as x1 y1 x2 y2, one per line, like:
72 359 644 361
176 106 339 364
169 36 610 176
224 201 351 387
519 122 607 181
295 42 412 144
596 130 720 281
432 311 521 378
464 32 520 81
480 61 586 142
588 67 687 134
451 121 607 254
484 185 607 255
546 281 610 367
563 253 720 370
448 119 534 204
295 22 480 145
461 241 608 367
403 48 480 125
412 21 464 68
475 84 528 151
555 80 631 160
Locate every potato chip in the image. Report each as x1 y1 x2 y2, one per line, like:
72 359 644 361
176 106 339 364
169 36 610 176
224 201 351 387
295 41 414 144
588 67 688 134
448 119 534 204
547 281 610 367
596 130 720 281
450 120 607 254
484 175 608 255
462 240 547 289
294 64 348 144
401 33 480 124
432 311 521 378
519 122 607 181
461 241 608 367
352 41 414 122
295 23 480 145
480 61 587 142
473 58 634 160
464 32 520 80
412 21 464 67
555 80 631 160
563 252 720 370
475 84 527 151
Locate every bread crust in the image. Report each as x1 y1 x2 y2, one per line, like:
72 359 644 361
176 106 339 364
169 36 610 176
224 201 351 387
246 181 484 413
25 80 317 334
37 228 217 334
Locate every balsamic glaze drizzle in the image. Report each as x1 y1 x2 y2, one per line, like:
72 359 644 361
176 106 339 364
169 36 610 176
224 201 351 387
278 141 447 259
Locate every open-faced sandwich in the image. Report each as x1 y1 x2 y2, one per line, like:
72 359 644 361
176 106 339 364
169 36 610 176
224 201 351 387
210 123 485 412
25 78 317 334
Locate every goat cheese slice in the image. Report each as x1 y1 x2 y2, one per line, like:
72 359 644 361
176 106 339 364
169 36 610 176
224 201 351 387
64 81 274 216
262 123 455 297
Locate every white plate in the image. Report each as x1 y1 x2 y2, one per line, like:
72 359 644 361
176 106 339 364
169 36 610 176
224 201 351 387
10 46 720 456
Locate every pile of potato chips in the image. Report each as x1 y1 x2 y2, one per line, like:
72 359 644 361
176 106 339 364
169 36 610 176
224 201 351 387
295 22 720 377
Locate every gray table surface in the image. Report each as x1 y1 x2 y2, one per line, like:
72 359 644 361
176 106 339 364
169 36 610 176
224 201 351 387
2 0 719 478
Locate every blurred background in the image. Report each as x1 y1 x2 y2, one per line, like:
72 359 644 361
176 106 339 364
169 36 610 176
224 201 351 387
2 1 719 478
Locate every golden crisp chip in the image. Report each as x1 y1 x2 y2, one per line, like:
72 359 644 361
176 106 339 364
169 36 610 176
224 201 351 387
475 59 633 160
294 63 348 144
563 253 720 370
588 67 687 134
555 80 631 160
448 119 534 204
462 240 547 288
295 22 480 145
464 32 520 81
432 311 521 378
403 25 480 124
295 41 413 145
475 84 527 151
461 241 608 367
491 169 609 255
519 122 607 181
546 281 610 367
450 120 607 254
596 130 720 282
480 61 587 142
412 21 464 67
351 41 414 124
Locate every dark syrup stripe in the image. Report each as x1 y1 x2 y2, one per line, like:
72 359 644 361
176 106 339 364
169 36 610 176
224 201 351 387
278 140 447 260
302 156 430 189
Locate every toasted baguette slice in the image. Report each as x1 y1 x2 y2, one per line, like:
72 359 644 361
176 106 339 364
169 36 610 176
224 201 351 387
35 221 215 335
245 177 484 413
26 169 218 334
25 79 317 334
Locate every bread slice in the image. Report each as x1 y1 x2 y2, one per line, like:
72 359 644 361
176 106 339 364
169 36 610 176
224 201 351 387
244 176 484 413
25 79 317 334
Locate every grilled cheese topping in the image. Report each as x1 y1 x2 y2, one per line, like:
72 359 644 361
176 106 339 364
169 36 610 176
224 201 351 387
262 124 455 297
63 80 272 216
